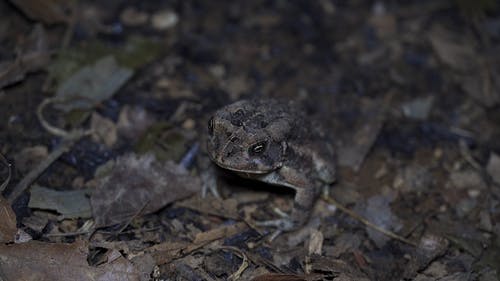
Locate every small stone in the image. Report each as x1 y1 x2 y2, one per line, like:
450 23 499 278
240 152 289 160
156 78 170 89
209 64 226 78
486 153 500 185
182 119 195 130
467 189 480 198
120 7 149 26
449 168 486 190
401 96 434 120
151 10 178 30
479 210 492 232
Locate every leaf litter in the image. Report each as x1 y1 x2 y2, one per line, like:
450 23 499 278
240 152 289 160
2 1 500 280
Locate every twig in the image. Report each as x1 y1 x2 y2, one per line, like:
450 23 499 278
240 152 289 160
220 246 249 281
458 139 482 171
322 195 418 247
0 152 11 193
7 135 81 203
114 200 150 235
44 230 90 237
7 97 91 203
36 97 72 137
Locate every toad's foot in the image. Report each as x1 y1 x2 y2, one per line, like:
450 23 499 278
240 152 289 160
255 208 297 240
200 169 220 198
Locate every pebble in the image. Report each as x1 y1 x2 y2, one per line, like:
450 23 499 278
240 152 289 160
486 153 500 185
151 10 179 30
120 7 149 26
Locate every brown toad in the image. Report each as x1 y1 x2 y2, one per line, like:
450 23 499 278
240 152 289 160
206 99 336 231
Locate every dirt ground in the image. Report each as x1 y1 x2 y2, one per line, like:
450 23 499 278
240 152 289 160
1 1 500 280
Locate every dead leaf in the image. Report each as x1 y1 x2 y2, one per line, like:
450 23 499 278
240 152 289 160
369 3 396 39
90 153 200 227
0 240 141 281
448 168 486 190
192 222 247 245
308 230 324 256
222 75 250 100
404 233 449 279
0 195 17 243
428 25 477 72
0 24 51 89
401 96 434 120
176 196 239 220
486 153 500 185
13 145 48 174
91 112 118 147
117 105 155 140
54 55 133 112
310 255 370 281
21 211 51 232
337 99 385 171
250 274 308 281
251 273 326 281
28 185 92 219
358 194 402 248
147 222 248 265
9 0 70 24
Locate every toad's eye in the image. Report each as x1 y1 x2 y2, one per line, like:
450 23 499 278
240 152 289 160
233 109 244 117
208 117 214 135
231 109 244 127
249 141 267 155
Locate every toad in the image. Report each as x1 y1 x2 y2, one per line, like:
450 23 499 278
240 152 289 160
206 99 336 232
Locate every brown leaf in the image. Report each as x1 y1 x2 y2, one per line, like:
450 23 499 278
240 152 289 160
90 154 200 227
176 196 239 220
337 98 385 171
0 24 51 89
0 240 141 281
13 145 48 174
147 222 248 265
0 195 17 243
9 0 70 24
117 105 155 140
91 112 118 147
250 274 317 281
310 255 370 281
428 25 477 73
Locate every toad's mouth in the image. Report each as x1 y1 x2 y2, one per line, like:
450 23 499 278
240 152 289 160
212 161 273 174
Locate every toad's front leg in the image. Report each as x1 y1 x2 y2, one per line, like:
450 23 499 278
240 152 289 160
257 186 319 234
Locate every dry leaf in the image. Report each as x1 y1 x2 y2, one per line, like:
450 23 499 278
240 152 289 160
9 0 70 24
117 105 154 140
176 196 239 220
147 222 247 265
28 185 92 219
487 153 500 185
428 25 476 72
0 24 50 89
90 154 200 227
0 240 141 281
308 230 324 256
0 195 17 243
91 112 118 147
337 99 385 171
54 56 133 112
13 145 48 174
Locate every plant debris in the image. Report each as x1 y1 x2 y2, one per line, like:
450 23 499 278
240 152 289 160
1 1 500 280
90 153 200 227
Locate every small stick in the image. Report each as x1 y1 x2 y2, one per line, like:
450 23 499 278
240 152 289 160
7 136 80 203
322 195 418 247
220 246 249 281
7 98 91 203
0 152 11 193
